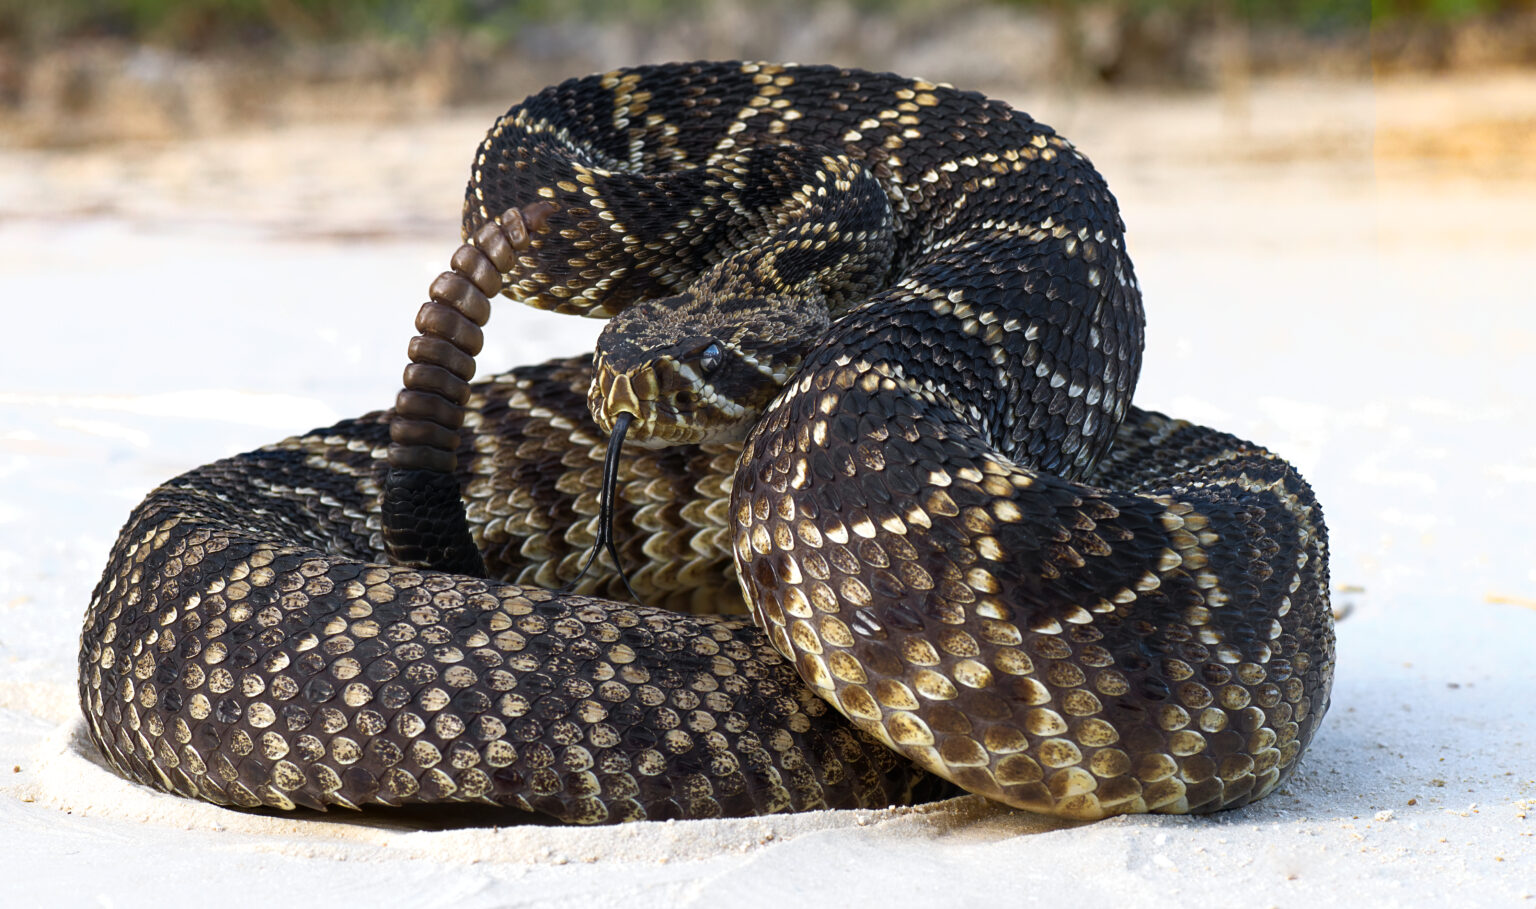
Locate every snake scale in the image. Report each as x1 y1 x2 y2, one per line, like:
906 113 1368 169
79 62 1334 824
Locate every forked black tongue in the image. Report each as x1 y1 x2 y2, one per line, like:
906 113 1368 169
562 411 642 603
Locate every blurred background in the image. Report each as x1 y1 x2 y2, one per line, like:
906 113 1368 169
2 0 1533 229
2 0 1535 144
0 0 1533 668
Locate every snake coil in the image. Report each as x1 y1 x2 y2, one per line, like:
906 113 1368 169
80 62 1333 824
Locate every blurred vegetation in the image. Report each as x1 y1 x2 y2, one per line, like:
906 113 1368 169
2 0 1530 146
1 0 687 47
1 0 1532 49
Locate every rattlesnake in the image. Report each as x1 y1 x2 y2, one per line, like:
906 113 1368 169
79 62 1333 823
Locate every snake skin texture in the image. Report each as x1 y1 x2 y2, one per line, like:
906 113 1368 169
79 62 1334 823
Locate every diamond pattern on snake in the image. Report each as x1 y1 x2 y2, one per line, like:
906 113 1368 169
80 61 1334 824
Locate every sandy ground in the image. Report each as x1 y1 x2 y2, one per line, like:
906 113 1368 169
1 68 1535 906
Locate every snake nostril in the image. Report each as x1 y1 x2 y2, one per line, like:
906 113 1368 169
630 365 660 400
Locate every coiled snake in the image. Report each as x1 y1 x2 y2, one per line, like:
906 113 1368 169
79 62 1334 823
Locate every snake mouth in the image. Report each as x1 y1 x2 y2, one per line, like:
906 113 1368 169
589 362 707 448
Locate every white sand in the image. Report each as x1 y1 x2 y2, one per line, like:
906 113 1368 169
2 71 1534 907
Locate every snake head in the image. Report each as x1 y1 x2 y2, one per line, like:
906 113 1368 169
589 290 830 448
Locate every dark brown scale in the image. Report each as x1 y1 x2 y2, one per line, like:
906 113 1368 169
80 62 1332 824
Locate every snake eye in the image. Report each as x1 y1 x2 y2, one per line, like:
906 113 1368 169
699 342 723 376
